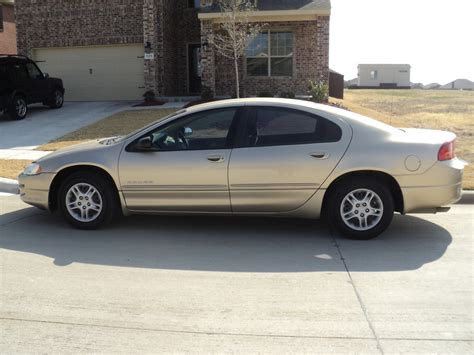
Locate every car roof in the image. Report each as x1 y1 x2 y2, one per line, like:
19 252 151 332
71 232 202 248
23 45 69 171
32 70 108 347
185 98 399 134
0 55 32 64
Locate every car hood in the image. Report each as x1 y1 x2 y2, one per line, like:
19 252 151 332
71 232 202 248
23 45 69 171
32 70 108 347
38 138 122 162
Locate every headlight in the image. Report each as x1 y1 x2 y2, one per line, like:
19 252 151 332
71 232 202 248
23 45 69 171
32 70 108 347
23 163 42 176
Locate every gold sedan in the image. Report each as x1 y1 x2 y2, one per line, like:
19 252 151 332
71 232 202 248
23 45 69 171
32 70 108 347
19 99 464 239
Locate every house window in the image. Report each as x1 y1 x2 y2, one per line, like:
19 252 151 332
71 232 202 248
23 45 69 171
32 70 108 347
370 70 378 80
246 31 293 77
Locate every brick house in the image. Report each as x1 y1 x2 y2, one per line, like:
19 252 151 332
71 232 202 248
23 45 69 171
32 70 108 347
0 0 16 54
15 0 330 101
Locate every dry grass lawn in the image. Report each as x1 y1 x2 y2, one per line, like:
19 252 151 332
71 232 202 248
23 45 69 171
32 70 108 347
0 159 33 180
38 109 178 151
332 89 473 189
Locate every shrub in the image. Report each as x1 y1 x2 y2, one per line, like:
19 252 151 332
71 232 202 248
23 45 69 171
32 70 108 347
201 85 214 101
308 80 329 103
280 91 295 99
257 91 274 97
143 90 156 102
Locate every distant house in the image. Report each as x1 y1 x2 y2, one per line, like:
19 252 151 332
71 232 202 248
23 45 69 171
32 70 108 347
357 64 411 89
0 0 16 54
440 79 474 90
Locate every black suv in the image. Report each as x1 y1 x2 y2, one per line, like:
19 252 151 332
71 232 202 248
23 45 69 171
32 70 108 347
0 55 65 120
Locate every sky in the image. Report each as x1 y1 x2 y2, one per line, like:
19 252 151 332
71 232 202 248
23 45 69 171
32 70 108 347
329 0 474 84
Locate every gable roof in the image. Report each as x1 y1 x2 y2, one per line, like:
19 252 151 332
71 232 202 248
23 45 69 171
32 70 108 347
200 0 331 14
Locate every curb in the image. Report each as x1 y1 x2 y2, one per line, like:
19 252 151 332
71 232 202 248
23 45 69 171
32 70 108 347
0 177 473 205
457 190 474 205
0 177 19 195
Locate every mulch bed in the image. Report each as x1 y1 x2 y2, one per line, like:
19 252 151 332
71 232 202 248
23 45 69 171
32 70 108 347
183 99 223 108
133 100 167 107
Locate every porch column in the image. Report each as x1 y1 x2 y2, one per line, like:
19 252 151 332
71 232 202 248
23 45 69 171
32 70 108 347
316 16 330 83
143 0 161 96
200 20 216 95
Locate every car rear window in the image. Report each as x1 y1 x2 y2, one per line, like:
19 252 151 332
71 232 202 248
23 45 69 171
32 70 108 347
244 107 342 147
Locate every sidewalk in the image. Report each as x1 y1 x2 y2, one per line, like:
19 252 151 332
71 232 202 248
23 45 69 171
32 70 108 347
0 149 51 160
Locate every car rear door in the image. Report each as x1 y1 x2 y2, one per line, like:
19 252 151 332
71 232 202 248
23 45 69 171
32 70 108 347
0 63 10 110
228 106 352 213
118 107 241 212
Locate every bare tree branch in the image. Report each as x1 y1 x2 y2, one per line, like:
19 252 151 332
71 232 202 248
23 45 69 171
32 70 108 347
209 0 264 98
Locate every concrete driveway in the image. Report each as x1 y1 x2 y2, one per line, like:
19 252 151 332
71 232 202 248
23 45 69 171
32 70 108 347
0 101 134 149
0 196 472 353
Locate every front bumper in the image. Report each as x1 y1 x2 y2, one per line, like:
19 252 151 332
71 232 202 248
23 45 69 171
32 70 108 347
18 173 55 211
398 158 465 213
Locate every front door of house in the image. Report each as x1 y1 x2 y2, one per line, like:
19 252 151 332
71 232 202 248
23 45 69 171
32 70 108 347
188 44 202 94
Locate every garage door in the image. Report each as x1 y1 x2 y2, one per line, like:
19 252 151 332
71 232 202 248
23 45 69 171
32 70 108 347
33 45 145 101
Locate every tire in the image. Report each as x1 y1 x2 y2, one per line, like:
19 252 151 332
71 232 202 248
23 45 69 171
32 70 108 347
327 178 394 240
58 172 118 229
48 89 64 109
8 95 28 120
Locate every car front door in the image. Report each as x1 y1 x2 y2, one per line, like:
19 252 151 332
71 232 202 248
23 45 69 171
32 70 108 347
118 108 240 212
228 106 352 213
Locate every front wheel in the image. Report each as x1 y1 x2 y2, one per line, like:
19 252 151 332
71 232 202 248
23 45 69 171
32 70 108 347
58 172 117 229
327 179 394 240
48 89 64 109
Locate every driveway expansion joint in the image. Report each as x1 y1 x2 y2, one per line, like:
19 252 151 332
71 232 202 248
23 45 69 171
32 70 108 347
331 232 385 355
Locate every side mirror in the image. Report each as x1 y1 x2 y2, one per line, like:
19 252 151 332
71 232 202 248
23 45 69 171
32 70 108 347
134 136 153 151
43 73 50 79
184 127 193 137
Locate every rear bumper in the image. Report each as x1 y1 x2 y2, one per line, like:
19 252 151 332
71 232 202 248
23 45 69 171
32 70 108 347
18 173 55 211
399 158 464 213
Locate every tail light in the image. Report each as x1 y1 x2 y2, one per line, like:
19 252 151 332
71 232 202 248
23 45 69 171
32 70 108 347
438 140 455 161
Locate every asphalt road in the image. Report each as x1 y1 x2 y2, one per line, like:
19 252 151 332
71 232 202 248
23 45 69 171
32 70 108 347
0 196 472 353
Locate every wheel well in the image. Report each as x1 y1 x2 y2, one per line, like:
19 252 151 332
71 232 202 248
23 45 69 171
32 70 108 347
49 165 119 211
322 170 404 215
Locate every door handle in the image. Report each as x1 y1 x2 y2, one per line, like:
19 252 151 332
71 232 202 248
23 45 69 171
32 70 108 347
310 152 330 160
207 154 225 163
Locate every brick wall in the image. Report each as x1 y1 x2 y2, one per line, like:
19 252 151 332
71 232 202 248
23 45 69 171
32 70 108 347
208 17 330 97
176 0 201 95
15 0 144 57
0 4 16 54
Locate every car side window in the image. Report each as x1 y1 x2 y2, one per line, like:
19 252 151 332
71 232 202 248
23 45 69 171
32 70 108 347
10 64 29 82
145 108 237 151
26 62 43 79
244 107 342 147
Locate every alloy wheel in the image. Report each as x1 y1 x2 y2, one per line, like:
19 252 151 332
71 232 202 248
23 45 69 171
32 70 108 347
340 188 384 231
65 183 103 223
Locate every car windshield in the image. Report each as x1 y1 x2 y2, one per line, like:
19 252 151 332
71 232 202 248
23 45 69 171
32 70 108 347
114 110 187 143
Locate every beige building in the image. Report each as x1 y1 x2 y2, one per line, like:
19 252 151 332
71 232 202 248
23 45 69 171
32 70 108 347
358 64 411 88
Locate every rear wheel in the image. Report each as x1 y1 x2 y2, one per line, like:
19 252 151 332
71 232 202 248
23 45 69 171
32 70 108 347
327 179 394 240
9 95 28 120
58 172 118 229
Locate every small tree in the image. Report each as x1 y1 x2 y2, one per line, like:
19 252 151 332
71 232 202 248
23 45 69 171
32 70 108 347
210 0 263 98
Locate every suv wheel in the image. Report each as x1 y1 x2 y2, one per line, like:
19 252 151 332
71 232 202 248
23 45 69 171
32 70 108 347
327 179 394 240
49 89 64 109
9 95 28 120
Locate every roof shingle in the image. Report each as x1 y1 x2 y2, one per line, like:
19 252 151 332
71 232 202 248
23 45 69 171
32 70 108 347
200 0 331 13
